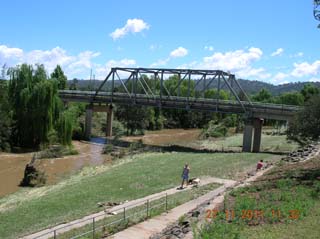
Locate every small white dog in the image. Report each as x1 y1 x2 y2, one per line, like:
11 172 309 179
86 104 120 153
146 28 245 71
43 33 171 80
188 177 201 186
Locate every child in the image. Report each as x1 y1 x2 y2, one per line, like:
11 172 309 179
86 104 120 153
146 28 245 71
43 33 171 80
256 160 264 171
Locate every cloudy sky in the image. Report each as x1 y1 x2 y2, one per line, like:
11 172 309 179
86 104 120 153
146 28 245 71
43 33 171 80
0 0 319 84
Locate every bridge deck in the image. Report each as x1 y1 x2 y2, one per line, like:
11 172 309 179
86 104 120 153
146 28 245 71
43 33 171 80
59 90 299 121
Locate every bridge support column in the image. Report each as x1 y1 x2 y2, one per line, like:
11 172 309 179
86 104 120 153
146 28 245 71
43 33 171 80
106 105 113 137
242 119 253 152
85 105 93 140
252 118 263 153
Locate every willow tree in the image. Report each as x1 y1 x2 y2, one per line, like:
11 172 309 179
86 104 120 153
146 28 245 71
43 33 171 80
0 80 11 151
51 65 67 90
56 111 73 145
8 64 71 148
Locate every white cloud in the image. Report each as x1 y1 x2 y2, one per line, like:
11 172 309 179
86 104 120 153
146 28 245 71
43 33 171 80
110 18 150 40
270 72 290 84
291 60 320 77
178 47 268 80
204 46 214 51
237 67 271 80
151 46 188 67
273 72 289 81
0 45 24 63
150 58 170 68
200 47 263 72
67 51 101 76
26 47 75 72
170 47 188 58
291 52 303 58
95 58 137 79
271 48 284 57
309 77 320 82
0 44 101 79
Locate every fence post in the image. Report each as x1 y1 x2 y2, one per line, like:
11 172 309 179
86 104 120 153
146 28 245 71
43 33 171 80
123 207 126 221
53 230 57 239
165 193 168 212
147 200 149 218
92 217 95 239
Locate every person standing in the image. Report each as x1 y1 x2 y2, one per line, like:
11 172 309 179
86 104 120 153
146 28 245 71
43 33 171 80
180 163 190 189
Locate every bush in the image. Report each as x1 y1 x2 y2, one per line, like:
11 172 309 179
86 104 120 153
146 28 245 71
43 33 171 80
112 120 126 137
201 120 228 139
103 144 114 154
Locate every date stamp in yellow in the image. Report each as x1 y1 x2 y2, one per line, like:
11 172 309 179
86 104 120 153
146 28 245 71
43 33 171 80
205 209 300 221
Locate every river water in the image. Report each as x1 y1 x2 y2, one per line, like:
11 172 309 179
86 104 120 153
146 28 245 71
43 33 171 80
0 129 200 197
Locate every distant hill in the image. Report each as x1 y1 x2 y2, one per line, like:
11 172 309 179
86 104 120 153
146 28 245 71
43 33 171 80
67 78 320 96
237 79 320 95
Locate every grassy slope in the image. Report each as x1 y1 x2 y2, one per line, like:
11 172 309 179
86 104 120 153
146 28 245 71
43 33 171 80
241 201 320 239
197 157 320 239
0 152 281 238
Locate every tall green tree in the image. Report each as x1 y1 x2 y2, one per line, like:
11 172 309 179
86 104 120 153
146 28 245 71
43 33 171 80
252 88 273 102
115 105 154 135
0 80 12 151
278 92 304 105
287 95 320 144
51 65 67 90
301 83 319 102
8 64 71 148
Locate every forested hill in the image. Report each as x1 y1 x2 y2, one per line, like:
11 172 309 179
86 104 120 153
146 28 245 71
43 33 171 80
67 78 320 96
236 79 320 95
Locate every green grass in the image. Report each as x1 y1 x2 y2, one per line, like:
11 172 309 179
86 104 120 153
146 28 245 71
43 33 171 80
240 201 320 239
200 134 299 152
0 152 280 238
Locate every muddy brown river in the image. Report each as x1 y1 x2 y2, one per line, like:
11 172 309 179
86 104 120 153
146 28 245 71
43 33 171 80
0 129 200 198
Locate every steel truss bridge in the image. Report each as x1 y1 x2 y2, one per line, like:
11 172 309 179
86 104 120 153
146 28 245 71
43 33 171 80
59 67 300 121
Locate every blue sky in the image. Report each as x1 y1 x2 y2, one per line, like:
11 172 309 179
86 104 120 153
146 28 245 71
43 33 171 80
0 0 319 84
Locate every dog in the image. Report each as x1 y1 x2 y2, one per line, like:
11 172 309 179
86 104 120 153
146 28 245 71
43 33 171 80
188 177 201 186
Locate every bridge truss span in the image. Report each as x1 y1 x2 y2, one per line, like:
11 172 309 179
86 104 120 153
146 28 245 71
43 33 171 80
93 67 252 113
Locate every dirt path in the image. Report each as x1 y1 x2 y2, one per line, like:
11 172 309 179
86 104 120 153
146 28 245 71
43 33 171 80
20 177 234 239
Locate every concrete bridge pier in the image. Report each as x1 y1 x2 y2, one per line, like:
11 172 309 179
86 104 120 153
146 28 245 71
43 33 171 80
242 118 253 152
85 105 93 140
84 104 113 139
242 118 264 153
252 118 263 153
106 105 113 137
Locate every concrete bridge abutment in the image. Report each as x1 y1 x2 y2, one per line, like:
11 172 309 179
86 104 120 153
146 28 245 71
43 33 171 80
242 118 264 153
84 104 113 140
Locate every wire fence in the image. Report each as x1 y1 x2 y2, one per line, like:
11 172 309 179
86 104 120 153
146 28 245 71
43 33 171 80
32 192 169 239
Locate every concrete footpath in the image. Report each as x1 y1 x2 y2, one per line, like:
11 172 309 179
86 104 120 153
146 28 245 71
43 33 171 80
110 180 238 239
21 177 230 239
110 168 273 239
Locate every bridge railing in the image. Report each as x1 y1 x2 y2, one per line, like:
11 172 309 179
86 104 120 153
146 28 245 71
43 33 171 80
29 191 171 239
59 90 301 114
